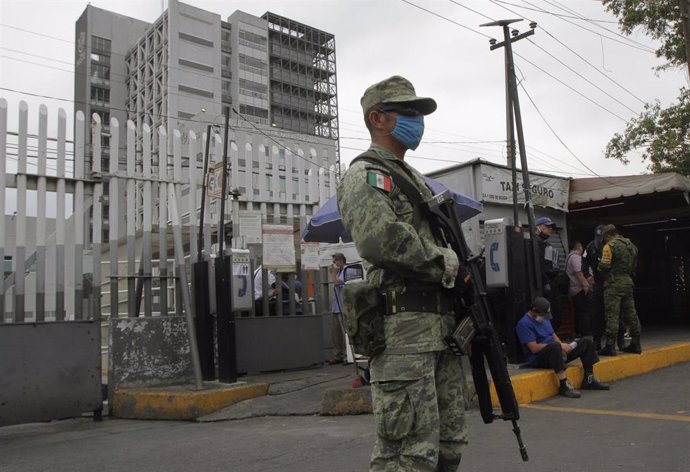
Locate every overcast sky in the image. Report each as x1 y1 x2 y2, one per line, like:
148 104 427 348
0 0 687 181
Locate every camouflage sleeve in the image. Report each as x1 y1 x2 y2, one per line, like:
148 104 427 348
598 243 612 272
336 162 459 288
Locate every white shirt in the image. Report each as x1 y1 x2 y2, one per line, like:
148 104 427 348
253 266 276 301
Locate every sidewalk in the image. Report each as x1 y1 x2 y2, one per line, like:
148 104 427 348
113 325 690 421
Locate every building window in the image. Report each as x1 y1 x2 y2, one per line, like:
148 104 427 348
93 109 110 124
178 84 214 99
178 58 214 73
3 256 11 275
239 78 267 100
91 63 110 81
238 28 267 52
279 176 286 195
179 32 214 48
90 87 110 104
91 36 111 55
90 53 110 65
239 104 268 120
238 54 267 76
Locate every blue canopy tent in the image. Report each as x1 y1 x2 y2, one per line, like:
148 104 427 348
301 177 483 243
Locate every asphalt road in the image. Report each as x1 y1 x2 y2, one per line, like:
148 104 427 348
1 362 689 472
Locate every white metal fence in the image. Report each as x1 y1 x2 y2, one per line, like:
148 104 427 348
1 98 339 323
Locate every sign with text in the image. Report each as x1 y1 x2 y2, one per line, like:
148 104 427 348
479 164 569 211
207 162 224 200
300 243 320 271
239 210 262 244
262 224 296 272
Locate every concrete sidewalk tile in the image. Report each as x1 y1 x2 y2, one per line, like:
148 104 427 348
113 382 269 421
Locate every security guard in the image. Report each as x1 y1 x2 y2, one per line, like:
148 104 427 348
597 224 642 355
337 76 467 471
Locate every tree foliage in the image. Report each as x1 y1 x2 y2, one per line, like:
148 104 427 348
605 88 690 174
602 0 690 175
602 0 686 71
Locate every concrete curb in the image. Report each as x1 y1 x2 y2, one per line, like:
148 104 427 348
113 382 269 421
491 342 690 406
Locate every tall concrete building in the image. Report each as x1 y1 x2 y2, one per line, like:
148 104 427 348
74 0 339 238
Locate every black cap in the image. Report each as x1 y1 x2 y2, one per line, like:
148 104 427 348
531 297 552 319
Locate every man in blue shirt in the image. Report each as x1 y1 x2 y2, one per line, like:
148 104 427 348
516 297 610 398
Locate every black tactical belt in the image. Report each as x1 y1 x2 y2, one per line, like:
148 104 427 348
383 289 452 315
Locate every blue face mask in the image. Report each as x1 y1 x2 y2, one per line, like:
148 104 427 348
391 114 425 150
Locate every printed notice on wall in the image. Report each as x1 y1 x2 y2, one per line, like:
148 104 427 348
239 210 262 244
262 224 296 272
301 243 320 271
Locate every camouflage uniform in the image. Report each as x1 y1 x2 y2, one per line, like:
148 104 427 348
338 143 467 472
598 234 641 339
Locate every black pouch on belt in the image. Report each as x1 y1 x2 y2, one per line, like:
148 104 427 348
342 281 386 357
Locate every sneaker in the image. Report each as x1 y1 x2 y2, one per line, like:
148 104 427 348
559 380 581 398
581 374 610 391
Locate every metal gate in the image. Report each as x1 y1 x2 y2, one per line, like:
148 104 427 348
0 101 102 426
1 98 340 425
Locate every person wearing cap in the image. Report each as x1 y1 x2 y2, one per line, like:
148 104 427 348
516 297 610 398
327 252 347 364
534 216 563 331
337 76 467 471
597 225 642 355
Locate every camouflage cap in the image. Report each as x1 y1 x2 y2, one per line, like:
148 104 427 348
601 224 618 237
360 76 437 116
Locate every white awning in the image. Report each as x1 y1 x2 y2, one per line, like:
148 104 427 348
569 173 690 205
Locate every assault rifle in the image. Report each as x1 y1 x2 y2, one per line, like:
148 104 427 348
423 190 529 462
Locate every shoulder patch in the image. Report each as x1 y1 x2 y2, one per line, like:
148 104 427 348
366 170 392 193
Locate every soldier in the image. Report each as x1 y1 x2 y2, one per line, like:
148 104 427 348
597 224 642 356
582 225 605 349
337 76 467 471
534 216 563 331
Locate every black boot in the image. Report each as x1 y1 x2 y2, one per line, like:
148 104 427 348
623 336 642 354
581 372 610 390
616 330 626 351
558 379 581 398
598 337 616 356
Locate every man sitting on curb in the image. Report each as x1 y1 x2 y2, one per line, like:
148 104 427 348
516 297 610 398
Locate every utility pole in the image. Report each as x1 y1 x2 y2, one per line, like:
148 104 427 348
481 19 542 297
681 0 690 78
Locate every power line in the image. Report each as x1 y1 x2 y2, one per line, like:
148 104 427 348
496 0 618 23
518 80 639 187
525 38 638 114
498 0 645 104
0 23 240 87
448 0 495 22
504 0 655 53
543 0 657 51
400 0 492 39
0 46 74 66
490 0 647 105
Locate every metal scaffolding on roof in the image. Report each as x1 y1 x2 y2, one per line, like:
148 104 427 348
262 12 340 174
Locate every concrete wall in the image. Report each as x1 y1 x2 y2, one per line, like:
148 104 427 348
109 316 195 390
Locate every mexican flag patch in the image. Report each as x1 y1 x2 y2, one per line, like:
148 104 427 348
367 171 392 192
